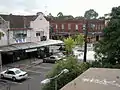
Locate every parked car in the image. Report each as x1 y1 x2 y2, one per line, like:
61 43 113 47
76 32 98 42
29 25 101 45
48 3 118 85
43 55 61 63
0 68 28 81
55 52 66 59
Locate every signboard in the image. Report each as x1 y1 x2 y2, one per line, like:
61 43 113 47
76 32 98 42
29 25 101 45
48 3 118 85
25 48 37 52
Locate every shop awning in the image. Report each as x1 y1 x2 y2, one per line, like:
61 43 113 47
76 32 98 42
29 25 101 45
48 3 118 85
11 42 38 49
0 40 64 52
37 39 64 47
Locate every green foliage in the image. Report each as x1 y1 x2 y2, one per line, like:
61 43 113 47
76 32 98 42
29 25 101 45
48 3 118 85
0 32 4 40
75 16 85 20
64 37 75 54
90 60 120 69
84 9 98 19
42 56 90 90
49 25 54 33
74 34 84 47
57 12 64 17
94 6 120 65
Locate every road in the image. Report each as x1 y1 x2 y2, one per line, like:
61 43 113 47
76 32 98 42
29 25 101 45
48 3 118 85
0 63 54 90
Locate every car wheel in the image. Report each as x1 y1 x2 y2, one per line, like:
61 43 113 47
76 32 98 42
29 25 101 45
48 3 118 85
12 77 16 81
1 74 4 78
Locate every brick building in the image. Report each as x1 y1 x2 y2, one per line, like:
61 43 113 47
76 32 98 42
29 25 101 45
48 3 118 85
49 19 105 42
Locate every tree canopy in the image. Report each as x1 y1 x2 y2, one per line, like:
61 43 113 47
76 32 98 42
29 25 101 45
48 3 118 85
84 9 98 19
57 12 64 17
42 56 90 90
0 32 4 40
74 34 84 47
64 37 75 54
94 6 120 65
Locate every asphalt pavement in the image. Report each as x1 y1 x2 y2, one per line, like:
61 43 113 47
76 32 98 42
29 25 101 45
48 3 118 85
0 59 55 90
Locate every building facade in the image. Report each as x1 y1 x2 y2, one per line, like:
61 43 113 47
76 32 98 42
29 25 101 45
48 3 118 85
49 19 105 42
0 12 50 64
0 12 49 46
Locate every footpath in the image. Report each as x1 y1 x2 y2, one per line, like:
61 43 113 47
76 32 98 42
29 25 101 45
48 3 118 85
1 58 43 71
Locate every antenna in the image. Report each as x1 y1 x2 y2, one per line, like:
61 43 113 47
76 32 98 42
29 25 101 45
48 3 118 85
44 5 48 16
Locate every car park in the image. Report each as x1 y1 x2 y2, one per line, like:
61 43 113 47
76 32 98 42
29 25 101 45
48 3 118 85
0 68 28 81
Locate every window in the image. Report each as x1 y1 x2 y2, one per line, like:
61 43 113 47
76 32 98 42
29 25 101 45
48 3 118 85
68 24 71 30
62 24 64 29
36 32 40 36
36 31 44 37
76 24 78 30
95 24 98 30
98 24 101 30
7 71 15 75
15 70 21 74
56 24 58 29
13 30 27 39
101 25 104 30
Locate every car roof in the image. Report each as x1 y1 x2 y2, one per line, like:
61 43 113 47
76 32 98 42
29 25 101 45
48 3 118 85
8 68 20 71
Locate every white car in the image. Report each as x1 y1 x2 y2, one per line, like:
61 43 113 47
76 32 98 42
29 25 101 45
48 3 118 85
56 52 66 59
0 68 28 81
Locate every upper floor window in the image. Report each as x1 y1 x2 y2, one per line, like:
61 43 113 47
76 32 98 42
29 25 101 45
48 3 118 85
95 24 98 30
36 31 44 37
75 24 78 30
36 32 40 36
62 24 64 29
68 24 71 30
98 24 101 30
56 24 58 29
13 30 27 39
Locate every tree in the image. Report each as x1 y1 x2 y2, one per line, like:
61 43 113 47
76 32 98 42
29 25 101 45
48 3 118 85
94 6 120 65
0 31 4 40
42 56 90 90
75 34 84 47
47 13 54 20
84 9 98 19
64 37 75 54
57 12 63 17
75 16 85 20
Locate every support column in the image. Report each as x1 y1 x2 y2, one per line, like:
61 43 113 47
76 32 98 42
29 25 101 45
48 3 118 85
0 52 2 71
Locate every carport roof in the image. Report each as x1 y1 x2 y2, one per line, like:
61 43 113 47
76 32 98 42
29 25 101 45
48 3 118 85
0 40 64 52
0 45 18 52
37 39 64 47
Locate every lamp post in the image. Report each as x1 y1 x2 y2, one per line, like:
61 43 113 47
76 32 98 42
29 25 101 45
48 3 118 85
0 50 2 71
83 20 95 62
41 69 69 90
83 20 89 62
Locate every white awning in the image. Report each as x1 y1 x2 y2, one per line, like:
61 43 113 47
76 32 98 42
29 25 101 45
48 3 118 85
37 39 64 47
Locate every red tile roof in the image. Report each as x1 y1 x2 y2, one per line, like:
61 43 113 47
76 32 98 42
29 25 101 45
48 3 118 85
0 14 37 29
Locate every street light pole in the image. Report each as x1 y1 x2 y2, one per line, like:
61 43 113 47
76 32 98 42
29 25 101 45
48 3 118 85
55 79 57 90
41 69 69 90
83 20 88 62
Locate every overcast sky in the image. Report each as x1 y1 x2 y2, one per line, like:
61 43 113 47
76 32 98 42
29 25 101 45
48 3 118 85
0 0 120 17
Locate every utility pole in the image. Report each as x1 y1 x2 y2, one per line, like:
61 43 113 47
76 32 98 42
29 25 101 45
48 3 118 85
83 20 88 62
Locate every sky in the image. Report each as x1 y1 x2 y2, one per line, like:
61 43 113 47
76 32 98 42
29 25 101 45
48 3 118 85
0 0 120 17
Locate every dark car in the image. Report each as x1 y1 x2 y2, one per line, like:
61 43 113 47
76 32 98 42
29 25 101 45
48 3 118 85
43 55 61 63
